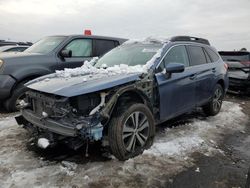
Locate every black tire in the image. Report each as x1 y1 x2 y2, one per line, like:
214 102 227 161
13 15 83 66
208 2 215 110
4 81 29 112
108 103 155 161
202 84 224 116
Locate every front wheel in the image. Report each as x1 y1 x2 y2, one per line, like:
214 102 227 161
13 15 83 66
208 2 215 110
202 84 224 116
108 103 155 161
4 81 28 112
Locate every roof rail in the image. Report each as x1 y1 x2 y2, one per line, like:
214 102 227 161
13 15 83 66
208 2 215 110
170 36 210 45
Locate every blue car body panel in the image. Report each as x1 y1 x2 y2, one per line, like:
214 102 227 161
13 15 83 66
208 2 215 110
26 73 141 97
154 42 228 121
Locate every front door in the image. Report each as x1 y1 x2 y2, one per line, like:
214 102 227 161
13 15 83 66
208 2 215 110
155 45 196 121
58 38 93 70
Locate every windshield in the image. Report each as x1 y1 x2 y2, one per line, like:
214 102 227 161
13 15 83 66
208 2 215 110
220 52 250 62
94 44 162 68
25 36 66 54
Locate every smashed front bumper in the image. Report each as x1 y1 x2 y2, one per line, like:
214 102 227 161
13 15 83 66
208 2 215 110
16 110 103 141
15 90 104 142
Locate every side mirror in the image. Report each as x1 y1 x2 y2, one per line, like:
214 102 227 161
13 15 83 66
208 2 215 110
60 49 72 58
165 62 185 73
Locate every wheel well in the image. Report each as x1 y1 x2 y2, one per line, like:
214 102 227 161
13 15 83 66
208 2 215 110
217 79 225 91
11 75 41 94
117 90 146 106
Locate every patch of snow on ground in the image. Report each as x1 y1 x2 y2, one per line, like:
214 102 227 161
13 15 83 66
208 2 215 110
0 101 248 187
144 101 247 157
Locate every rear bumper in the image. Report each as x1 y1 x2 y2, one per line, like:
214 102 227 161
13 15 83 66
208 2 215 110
0 75 16 100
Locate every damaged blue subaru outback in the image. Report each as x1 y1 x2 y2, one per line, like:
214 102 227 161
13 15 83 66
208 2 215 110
16 36 228 160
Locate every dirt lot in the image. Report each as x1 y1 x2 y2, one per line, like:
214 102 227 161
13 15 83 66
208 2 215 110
0 94 249 188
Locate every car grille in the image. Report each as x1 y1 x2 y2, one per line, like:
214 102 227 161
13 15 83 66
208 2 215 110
26 90 69 118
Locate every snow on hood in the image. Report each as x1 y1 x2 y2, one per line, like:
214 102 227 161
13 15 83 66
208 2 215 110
26 67 143 97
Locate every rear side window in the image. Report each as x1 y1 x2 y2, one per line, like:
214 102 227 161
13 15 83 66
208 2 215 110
94 40 116 56
205 47 220 62
64 39 92 57
187 46 207 66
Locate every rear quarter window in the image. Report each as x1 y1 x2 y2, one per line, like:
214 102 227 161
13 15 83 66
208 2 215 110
187 46 207 66
205 47 220 62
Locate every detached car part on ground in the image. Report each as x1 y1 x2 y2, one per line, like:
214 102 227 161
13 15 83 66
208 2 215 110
16 36 229 161
0 35 126 112
219 51 250 95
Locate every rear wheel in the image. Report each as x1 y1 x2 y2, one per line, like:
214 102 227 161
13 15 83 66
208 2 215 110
108 103 155 161
4 81 29 112
203 84 224 116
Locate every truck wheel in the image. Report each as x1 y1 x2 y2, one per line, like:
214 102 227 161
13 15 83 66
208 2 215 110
108 103 155 161
202 84 224 116
4 81 28 112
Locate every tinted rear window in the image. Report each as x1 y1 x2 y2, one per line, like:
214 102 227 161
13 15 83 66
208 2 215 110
94 40 116 56
219 51 250 62
188 46 207 66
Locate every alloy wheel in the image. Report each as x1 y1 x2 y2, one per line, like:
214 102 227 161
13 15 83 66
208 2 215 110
122 111 149 152
212 88 223 112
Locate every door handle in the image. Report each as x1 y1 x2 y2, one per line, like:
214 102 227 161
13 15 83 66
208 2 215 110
212 68 216 73
189 74 197 80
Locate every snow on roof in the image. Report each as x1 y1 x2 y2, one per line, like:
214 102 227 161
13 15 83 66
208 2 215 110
123 36 169 45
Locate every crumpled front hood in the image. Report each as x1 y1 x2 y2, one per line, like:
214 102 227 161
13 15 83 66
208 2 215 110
26 72 142 97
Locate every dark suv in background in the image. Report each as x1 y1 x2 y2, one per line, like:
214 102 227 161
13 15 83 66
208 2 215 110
16 36 228 160
0 35 127 111
219 50 250 94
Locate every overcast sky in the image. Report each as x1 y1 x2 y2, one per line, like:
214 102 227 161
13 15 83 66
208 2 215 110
0 0 249 50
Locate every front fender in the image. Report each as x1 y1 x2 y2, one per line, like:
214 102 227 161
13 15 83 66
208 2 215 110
11 67 53 82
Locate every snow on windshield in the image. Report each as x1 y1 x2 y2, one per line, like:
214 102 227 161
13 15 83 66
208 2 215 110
55 37 168 78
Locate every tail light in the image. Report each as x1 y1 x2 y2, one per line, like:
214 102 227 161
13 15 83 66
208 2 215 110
84 30 92 35
224 63 228 70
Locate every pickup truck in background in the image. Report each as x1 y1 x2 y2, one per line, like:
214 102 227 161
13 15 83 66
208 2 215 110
0 35 127 111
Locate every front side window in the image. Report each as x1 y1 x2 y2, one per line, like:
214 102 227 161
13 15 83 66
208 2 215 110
158 45 189 71
64 39 92 57
188 46 207 66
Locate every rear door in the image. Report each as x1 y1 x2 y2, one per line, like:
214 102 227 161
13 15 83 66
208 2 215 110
58 38 93 69
155 45 197 121
187 45 216 105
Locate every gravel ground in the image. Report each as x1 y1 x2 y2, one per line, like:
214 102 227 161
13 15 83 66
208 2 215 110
0 94 249 188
